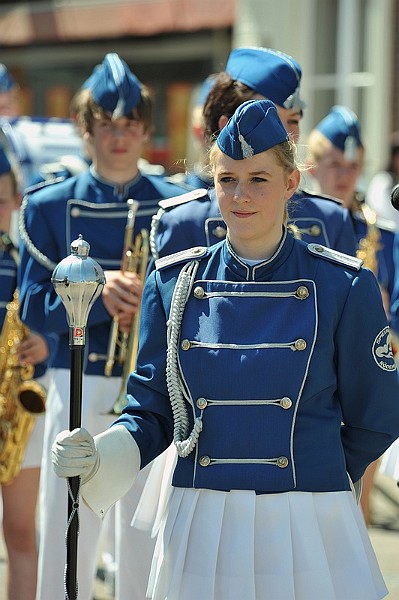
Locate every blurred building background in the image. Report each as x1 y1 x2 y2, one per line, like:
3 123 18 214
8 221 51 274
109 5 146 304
0 0 397 181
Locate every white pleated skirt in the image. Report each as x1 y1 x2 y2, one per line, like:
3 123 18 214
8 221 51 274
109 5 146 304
143 487 387 600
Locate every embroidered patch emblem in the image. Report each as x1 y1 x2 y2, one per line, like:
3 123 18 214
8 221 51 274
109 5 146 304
372 327 396 371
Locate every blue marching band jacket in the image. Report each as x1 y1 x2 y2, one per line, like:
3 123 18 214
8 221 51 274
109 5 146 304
116 230 399 494
18 166 188 376
150 187 358 261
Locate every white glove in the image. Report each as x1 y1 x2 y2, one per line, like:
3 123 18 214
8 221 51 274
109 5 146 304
52 427 99 485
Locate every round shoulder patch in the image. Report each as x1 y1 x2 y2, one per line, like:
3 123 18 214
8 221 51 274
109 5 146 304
372 327 396 371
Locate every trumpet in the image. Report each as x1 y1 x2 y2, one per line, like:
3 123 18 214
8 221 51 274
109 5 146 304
104 199 150 414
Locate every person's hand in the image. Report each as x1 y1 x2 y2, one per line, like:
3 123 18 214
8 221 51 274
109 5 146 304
52 427 99 484
102 270 143 333
18 332 49 365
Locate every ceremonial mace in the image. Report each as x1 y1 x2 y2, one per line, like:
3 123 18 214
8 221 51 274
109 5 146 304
52 235 105 600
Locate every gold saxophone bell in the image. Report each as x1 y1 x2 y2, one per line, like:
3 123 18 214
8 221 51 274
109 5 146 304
103 199 150 414
0 290 46 484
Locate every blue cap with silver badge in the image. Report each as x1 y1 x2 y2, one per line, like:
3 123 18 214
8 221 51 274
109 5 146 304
226 47 305 110
316 105 363 160
0 64 16 94
217 99 289 160
90 53 142 118
0 146 11 176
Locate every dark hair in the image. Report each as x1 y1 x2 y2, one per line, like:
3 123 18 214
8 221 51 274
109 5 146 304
76 86 153 135
202 72 258 145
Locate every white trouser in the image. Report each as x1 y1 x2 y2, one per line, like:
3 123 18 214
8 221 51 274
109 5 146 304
36 368 155 600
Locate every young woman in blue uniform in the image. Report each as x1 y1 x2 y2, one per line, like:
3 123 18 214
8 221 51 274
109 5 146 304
18 53 188 600
152 47 357 260
52 99 399 600
0 148 49 600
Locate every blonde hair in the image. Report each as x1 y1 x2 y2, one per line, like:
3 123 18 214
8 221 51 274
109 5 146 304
306 129 334 164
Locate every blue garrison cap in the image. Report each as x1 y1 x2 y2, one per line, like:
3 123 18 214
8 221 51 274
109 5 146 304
0 146 11 176
90 53 142 118
81 64 103 91
226 47 305 110
217 99 289 160
316 105 363 159
0 64 16 94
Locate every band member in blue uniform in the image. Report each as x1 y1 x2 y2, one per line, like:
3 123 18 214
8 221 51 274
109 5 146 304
52 99 399 600
0 147 49 600
307 105 396 315
151 47 357 261
306 104 397 526
18 53 188 600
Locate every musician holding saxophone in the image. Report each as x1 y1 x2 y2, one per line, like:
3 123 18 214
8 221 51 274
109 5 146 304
305 105 397 528
18 53 188 600
0 145 49 600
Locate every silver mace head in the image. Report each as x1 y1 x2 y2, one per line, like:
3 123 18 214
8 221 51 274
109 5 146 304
51 235 106 346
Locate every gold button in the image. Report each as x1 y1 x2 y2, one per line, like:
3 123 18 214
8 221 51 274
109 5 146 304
71 207 80 217
181 339 191 351
294 339 307 351
196 397 207 409
309 225 321 236
212 225 227 239
277 456 289 468
314 245 324 253
199 455 211 467
193 247 203 255
194 286 205 299
280 397 292 409
296 285 309 299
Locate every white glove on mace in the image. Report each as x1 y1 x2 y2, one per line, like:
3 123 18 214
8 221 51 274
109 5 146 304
52 427 99 485
52 424 142 518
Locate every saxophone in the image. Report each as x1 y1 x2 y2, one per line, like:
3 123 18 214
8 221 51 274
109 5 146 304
0 289 46 484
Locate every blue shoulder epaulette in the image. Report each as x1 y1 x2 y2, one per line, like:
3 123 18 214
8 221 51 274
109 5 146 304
307 243 363 270
23 175 66 196
155 246 208 270
297 188 343 206
158 188 209 210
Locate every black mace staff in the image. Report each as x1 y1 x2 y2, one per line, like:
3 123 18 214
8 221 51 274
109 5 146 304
52 235 105 600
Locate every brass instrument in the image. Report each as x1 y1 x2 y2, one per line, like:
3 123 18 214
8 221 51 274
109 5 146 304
356 203 381 276
104 199 150 414
0 290 46 484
